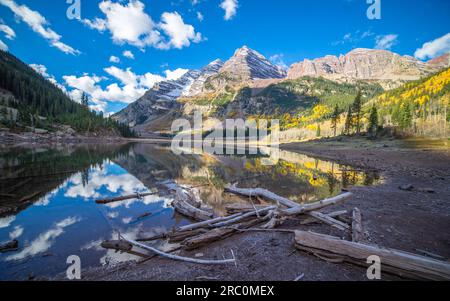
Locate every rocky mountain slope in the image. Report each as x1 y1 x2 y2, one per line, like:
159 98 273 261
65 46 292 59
220 46 286 81
113 46 285 127
113 46 449 134
287 48 447 88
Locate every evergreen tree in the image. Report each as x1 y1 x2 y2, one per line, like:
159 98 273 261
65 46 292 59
316 124 321 137
344 106 353 135
81 92 89 108
368 106 379 137
331 104 340 137
352 90 362 134
0 50 136 137
402 104 413 129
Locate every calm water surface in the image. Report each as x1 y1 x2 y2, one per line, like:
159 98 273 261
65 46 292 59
0 143 380 280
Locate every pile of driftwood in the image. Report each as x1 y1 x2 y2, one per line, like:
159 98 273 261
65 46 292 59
98 181 450 280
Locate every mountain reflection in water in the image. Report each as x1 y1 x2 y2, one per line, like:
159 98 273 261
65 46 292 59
0 142 380 280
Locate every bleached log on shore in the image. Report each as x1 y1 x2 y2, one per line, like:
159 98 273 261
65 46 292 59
282 193 353 216
121 236 236 265
225 203 270 215
294 231 450 281
301 210 348 225
225 184 353 217
211 206 277 228
176 212 245 232
225 184 300 208
183 216 271 250
306 211 350 231
172 199 214 221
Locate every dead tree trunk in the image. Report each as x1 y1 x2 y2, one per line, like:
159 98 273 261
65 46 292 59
294 231 450 281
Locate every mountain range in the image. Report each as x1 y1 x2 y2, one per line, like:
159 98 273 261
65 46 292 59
112 46 449 134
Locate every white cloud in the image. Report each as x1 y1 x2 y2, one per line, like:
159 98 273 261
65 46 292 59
6 217 81 261
122 50 134 59
158 12 203 49
109 55 120 63
0 215 15 229
375 34 398 50
82 0 160 48
0 0 79 55
0 39 8 51
414 33 450 60
104 66 138 86
0 23 15 39
82 1 203 50
63 65 187 112
220 0 238 20
197 11 204 22
9 225 23 240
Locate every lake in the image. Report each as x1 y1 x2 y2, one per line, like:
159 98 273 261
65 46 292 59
0 142 380 280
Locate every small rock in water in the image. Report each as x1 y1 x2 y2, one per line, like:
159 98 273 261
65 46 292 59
399 184 414 191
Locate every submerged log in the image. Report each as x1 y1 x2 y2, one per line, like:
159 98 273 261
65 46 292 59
0 240 18 253
101 240 133 252
294 231 450 281
351 208 363 242
96 192 156 204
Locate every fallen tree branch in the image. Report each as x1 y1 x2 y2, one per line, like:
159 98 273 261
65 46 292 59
183 216 270 250
283 192 353 216
306 211 349 231
121 235 236 265
225 184 300 208
176 212 244 232
172 199 214 221
301 210 348 225
96 192 157 204
211 206 277 228
294 231 450 281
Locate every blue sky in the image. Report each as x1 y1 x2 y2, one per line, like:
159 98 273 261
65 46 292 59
0 0 449 114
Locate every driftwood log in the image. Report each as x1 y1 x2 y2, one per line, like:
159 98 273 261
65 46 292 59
225 184 352 217
121 235 236 265
183 216 270 250
301 210 348 225
225 184 300 208
172 199 213 221
351 208 363 242
96 192 157 204
306 211 349 231
294 231 450 281
283 193 353 216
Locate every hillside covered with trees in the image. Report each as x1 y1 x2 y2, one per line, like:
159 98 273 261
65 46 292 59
0 50 135 137
280 68 450 141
